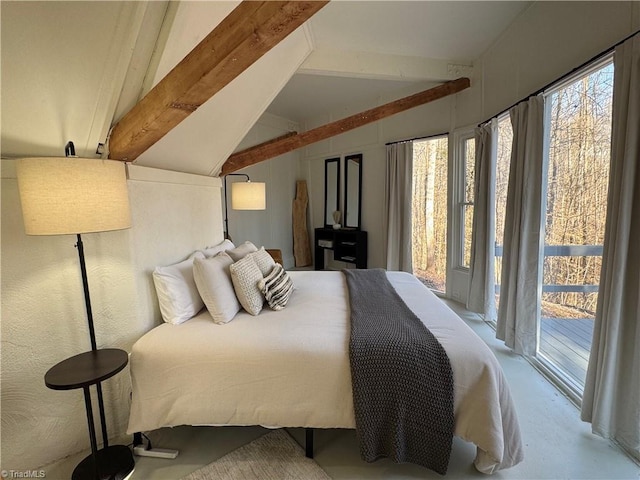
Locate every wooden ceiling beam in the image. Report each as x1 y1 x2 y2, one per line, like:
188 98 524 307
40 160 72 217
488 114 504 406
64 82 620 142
108 1 329 162
221 77 470 175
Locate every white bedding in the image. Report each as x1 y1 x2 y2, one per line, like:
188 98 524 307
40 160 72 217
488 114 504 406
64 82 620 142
127 270 523 473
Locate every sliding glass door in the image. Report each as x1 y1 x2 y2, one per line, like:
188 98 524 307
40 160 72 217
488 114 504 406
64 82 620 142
489 58 613 398
538 59 614 393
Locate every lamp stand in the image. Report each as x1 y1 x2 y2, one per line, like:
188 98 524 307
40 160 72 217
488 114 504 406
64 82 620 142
77 233 180 466
76 234 97 350
76 234 110 448
17 155 135 479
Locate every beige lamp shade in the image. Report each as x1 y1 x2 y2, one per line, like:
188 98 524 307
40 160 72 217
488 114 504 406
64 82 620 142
231 181 266 210
16 157 132 235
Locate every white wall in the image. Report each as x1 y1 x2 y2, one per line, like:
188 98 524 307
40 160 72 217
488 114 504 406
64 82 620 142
476 1 639 125
126 166 223 331
133 2 314 177
298 1 639 300
0 1 165 159
300 82 454 271
1 161 222 470
226 113 303 269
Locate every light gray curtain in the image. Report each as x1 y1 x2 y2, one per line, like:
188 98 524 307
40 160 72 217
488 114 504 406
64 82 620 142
467 120 497 322
384 142 413 272
581 35 640 462
496 95 545 355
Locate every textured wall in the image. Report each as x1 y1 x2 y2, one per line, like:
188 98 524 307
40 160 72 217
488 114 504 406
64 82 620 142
1 161 222 470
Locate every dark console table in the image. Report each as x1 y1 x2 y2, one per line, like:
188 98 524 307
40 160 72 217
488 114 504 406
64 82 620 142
45 348 135 480
315 227 367 270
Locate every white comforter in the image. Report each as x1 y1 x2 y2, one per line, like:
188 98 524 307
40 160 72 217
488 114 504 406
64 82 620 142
127 271 523 473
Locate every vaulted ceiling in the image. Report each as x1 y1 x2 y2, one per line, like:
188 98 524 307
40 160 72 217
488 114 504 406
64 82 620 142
269 1 530 122
1 1 531 175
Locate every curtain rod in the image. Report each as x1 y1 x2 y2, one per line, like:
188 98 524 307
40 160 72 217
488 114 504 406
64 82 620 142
385 131 448 146
478 29 640 127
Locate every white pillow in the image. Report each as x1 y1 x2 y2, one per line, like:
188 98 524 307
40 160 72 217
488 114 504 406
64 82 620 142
202 239 235 258
259 263 294 311
193 252 240 324
229 255 264 316
247 247 276 276
227 241 258 262
152 251 205 325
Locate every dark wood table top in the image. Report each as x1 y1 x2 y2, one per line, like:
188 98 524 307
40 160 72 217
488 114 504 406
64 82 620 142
45 348 128 391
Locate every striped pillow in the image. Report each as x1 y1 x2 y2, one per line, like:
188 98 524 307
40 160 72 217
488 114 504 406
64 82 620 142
259 263 293 310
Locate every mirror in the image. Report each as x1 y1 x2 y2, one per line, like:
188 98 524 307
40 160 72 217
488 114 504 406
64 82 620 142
344 153 362 229
324 157 340 227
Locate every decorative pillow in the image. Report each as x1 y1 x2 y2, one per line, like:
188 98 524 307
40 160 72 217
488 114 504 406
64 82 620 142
247 247 276 276
193 252 240 324
229 255 264 316
226 241 258 262
202 239 235 258
152 251 205 325
258 263 294 311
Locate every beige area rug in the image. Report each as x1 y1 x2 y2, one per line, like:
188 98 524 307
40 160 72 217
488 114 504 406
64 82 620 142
180 429 332 480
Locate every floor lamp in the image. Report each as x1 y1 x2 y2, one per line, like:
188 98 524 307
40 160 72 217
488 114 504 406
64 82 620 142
16 153 135 480
223 173 266 240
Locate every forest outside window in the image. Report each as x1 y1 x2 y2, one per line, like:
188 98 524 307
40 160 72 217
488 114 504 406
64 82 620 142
412 136 448 293
494 114 513 317
537 56 614 395
460 135 475 269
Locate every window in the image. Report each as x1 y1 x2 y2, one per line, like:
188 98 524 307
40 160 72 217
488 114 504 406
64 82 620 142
538 58 614 394
494 114 513 315
412 136 448 293
488 58 613 400
460 136 475 268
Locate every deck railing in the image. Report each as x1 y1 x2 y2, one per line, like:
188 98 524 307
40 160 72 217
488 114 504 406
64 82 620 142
494 244 603 295
494 244 603 392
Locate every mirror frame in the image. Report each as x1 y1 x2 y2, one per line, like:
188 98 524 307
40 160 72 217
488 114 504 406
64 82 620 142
344 153 363 230
324 157 341 228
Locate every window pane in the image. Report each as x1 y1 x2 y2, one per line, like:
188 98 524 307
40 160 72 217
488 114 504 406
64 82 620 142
460 137 475 269
464 138 475 203
494 115 513 313
539 61 613 391
412 137 448 293
463 204 474 268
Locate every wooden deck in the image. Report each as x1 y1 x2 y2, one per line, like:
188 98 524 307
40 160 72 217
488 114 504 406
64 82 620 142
539 317 594 389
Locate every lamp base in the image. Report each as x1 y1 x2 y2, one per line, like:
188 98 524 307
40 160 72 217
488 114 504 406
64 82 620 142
72 445 134 480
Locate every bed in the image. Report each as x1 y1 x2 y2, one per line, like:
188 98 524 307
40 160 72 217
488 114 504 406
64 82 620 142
128 262 524 474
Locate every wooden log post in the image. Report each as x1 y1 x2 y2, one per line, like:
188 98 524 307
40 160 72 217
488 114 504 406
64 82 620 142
293 180 312 267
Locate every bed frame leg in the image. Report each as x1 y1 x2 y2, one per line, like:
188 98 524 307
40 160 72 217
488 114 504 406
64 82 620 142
305 428 314 458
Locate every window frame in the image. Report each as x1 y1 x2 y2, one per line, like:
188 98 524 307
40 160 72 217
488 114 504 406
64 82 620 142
451 127 476 272
533 53 615 401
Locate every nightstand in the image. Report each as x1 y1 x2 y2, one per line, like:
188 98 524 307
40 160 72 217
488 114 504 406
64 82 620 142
266 248 283 265
45 348 135 480
314 228 368 270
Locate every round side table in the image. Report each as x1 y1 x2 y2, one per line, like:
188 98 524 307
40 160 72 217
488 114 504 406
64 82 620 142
45 348 135 480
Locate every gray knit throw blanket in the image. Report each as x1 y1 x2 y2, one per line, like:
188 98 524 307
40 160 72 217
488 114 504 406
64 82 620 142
343 268 455 475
